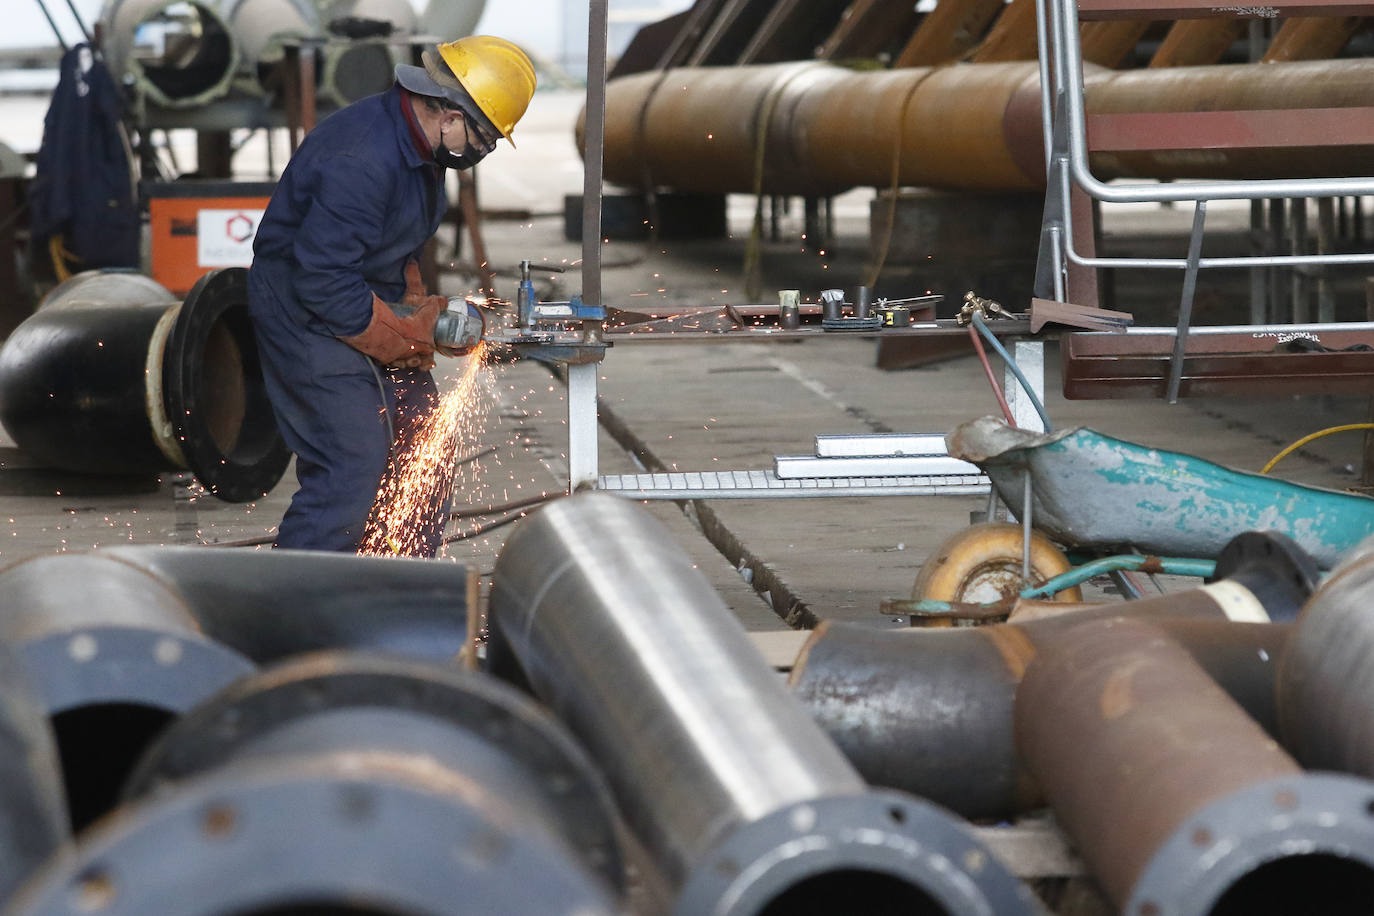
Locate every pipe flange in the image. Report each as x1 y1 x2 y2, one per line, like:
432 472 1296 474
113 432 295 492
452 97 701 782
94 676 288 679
20 626 253 716
165 268 290 502
1208 531 1320 622
9 764 618 916
124 652 624 891
674 791 1039 916
1128 773 1374 916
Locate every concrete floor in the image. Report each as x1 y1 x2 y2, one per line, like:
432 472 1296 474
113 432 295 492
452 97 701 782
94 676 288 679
3 89 1372 636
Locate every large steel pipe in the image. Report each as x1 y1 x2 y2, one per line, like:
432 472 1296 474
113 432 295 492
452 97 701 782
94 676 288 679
1278 534 1374 774
11 653 621 916
0 645 69 906
0 268 289 502
0 545 473 829
99 0 240 108
0 552 255 830
792 615 1289 821
591 58 1374 194
489 493 1039 916
1018 616 1374 914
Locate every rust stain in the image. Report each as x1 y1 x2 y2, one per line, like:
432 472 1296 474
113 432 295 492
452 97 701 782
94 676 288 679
985 624 1037 680
1100 658 1148 719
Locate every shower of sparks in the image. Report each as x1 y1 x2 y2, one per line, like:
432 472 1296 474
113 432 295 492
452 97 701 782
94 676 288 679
359 343 496 557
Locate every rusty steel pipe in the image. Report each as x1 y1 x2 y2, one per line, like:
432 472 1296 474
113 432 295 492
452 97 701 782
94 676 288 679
792 613 1289 821
1017 616 1374 914
1278 536 1374 775
588 58 1374 194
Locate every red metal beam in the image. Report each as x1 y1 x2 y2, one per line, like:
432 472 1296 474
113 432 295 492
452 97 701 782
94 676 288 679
1087 107 1374 151
1077 0 1374 19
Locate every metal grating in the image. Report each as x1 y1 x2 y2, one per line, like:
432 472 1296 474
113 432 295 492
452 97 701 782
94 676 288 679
596 469 991 499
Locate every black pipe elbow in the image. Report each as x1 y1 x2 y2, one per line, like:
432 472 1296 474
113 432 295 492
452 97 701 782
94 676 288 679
0 268 289 502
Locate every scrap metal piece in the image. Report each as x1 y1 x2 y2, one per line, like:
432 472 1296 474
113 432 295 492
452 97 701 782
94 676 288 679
1017 616 1374 913
488 493 1041 915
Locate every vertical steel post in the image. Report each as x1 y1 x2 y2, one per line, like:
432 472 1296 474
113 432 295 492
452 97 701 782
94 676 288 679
570 0 610 491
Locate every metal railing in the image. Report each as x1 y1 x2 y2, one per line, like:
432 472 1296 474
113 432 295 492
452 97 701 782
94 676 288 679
1034 0 1374 400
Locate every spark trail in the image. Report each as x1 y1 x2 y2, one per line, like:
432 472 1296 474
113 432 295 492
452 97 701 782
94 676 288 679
359 344 493 557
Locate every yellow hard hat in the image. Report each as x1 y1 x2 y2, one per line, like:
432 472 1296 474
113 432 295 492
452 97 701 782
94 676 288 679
436 37 536 148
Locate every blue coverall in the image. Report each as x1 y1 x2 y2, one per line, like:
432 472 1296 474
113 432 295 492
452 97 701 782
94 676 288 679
248 85 447 554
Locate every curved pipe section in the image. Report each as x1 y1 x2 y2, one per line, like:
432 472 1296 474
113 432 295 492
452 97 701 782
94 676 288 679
1017 616 1374 913
792 614 1289 821
1278 536 1374 774
591 58 1374 194
489 493 1039 915
12 657 619 916
99 0 241 108
98 545 473 664
0 268 290 503
0 644 69 906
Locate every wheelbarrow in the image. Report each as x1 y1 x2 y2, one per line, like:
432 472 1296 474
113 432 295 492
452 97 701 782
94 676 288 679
899 416 1374 618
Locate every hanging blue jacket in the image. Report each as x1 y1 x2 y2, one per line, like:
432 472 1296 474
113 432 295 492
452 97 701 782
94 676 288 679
247 86 448 554
251 84 443 337
29 43 138 271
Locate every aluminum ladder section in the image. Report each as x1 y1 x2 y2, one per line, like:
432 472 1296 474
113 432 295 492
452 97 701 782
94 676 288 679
1034 0 1374 402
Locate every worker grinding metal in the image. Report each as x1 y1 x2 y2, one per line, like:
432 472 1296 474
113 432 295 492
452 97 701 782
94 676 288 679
247 37 536 555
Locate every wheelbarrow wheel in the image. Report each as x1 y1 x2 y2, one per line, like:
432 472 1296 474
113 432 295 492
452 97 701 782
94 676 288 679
914 522 1082 605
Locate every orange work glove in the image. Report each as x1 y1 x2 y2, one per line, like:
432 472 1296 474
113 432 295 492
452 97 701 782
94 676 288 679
402 259 428 306
340 294 440 370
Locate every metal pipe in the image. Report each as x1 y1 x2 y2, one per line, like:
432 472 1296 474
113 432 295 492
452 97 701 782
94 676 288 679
11 653 621 916
98 0 241 109
0 551 255 830
0 642 69 906
98 545 474 664
0 268 290 503
1017 616 1374 913
792 613 1289 821
488 493 1039 915
1278 536 1374 775
591 58 1374 195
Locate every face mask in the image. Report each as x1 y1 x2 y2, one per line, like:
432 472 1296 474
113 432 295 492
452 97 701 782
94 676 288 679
435 140 485 170
436 115 497 170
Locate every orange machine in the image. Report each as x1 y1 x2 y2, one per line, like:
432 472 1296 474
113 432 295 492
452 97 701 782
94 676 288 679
146 182 276 295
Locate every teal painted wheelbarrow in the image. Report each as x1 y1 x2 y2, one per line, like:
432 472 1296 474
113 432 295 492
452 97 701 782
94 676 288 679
946 416 1374 571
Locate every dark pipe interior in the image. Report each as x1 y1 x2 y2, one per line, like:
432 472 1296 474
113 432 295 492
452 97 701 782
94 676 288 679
758 870 948 916
201 320 246 455
330 44 396 103
234 905 419 916
133 2 234 100
1209 854 1374 916
52 704 175 833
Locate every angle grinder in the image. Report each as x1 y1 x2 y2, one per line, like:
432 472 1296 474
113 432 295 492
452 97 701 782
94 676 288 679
389 298 486 353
